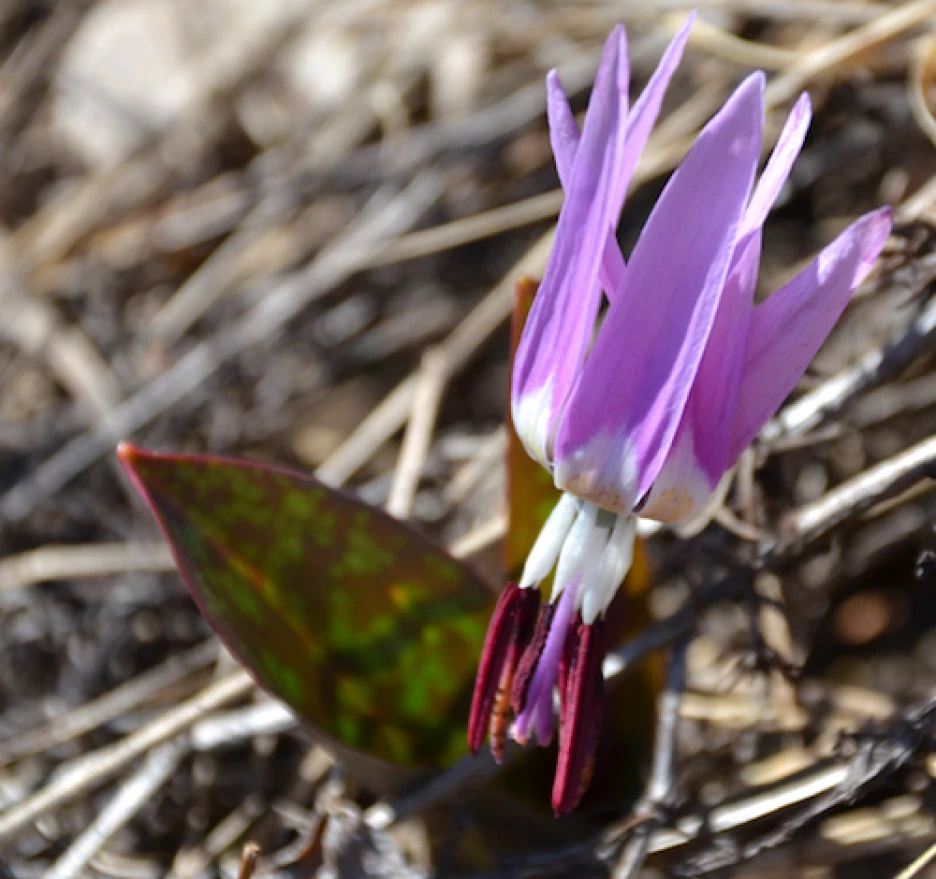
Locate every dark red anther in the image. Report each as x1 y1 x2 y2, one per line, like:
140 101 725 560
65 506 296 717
488 586 540 761
557 615 579 733
468 583 540 759
552 617 606 816
510 600 556 716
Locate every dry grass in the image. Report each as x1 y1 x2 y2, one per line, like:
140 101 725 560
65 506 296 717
2 1 936 876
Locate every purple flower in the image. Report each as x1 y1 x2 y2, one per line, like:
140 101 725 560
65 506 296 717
470 17 892 815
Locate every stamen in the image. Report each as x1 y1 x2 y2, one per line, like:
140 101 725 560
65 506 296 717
580 514 637 625
557 614 578 734
553 618 606 816
512 579 578 747
553 502 612 597
520 493 581 588
468 583 540 758
510 601 556 745
471 502 628 802
487 665 512 761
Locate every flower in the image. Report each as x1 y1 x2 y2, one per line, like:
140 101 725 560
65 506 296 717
469 17 893 815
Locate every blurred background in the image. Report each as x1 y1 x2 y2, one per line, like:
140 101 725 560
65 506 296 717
4 0 936 876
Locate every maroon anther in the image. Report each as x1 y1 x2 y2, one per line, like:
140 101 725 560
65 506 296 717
557 616 577 733
552 618 606 816
510 600 556 718
467 583 540 759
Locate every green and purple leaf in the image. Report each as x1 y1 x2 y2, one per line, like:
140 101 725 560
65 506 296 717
118 443 495 772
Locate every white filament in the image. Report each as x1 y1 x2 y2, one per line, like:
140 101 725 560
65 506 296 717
579 514 636 625
552 502 612 601
519 492 581 589
521 496 638 626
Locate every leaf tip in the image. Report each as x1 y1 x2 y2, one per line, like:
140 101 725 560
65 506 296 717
116 442 156 503
116 440 134 460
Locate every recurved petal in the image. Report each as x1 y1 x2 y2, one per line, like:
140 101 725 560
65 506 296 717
512 26 629 468
547 15 692 301
639 231 762 523
740 92 811 238
555 72 765 513
547 71 579 189
617 13 694 204
547 71 627 301
641 91 810 518
728 206 893 463
547 15 692 197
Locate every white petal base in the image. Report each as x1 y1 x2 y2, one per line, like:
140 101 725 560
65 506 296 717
512 381 557 471
579 514 636 625
639 428 717 524
554 428 640 516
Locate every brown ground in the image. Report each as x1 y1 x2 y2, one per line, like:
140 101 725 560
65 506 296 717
3 1 936 876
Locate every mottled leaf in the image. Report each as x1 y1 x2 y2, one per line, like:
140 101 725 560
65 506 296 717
119 443 495 772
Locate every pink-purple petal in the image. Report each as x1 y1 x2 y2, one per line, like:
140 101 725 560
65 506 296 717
741 92 811 238
617 14 694 206
640 231 762 522
512 26 629 466
547 71 626 300
548 15 693 203
555 72 765 513
546 18 693 303
547 70 580 190
633 85 813 525
728 206 893 463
